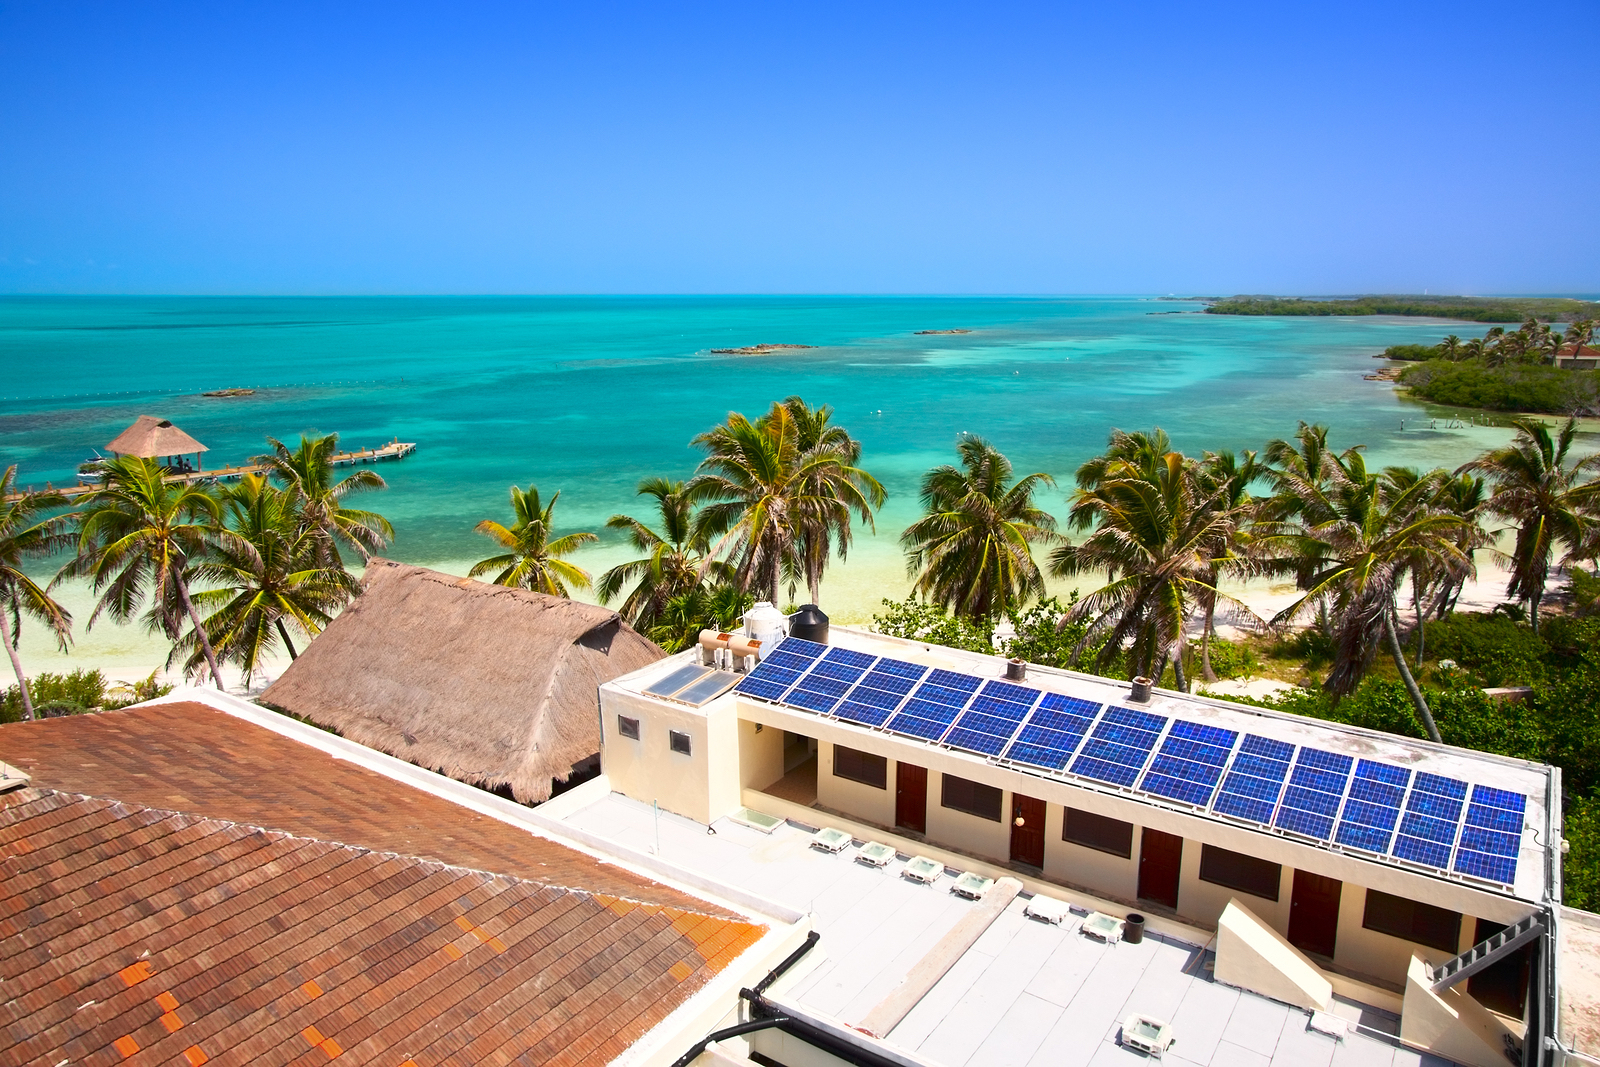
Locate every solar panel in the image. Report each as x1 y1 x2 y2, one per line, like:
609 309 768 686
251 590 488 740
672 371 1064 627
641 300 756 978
1212 734 1294 824
733 638 827 702
1070 706 1167 788
885 669 982 742
833 660 926 727
1452 785 1526 885
784 646 877 714
671 670 741 706
945 680 1043 757
1333 760 1411 854
1391 772 1467 869
1274 748 1354 840
1004 693 1102 771
643 663 714 700
1139 720 1239 807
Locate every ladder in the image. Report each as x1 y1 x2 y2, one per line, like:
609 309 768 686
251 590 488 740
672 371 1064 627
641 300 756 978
1430 913 1544 992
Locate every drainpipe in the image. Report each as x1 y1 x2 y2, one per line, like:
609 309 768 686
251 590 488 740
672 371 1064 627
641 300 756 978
669 931 818 1067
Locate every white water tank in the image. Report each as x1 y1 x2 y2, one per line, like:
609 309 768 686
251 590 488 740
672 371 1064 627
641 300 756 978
742 601 788 659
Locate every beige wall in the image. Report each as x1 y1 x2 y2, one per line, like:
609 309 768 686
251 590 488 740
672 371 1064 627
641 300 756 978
924 773 1011 864
740 719 786 793
601 685 742 824
1177 846 1291 931
815 740 895 828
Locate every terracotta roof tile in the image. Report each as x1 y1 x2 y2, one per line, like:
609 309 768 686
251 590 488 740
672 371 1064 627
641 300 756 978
0 701 720 912
0 789 767 1066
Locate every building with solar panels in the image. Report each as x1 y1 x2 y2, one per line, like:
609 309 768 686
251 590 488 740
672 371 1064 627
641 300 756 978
599 621 1572 1067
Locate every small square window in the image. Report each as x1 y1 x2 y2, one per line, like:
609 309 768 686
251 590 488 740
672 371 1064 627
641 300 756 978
616 715 640 740
669 730 692 755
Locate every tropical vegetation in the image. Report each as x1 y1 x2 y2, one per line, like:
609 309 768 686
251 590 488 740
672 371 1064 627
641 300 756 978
900 435 1057 620
0 468 73 719
1385 318 1600 414
470 484 597 596
1207 295 1597 323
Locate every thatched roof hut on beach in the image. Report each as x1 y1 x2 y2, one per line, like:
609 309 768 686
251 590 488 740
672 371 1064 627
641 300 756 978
261 559 666 802
105 415 209 463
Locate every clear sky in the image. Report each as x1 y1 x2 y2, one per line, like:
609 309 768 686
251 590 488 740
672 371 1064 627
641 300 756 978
0 1 1594 295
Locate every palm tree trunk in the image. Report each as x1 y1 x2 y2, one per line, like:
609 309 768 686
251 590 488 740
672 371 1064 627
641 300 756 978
1384 604 1441 743
275 618 299 660
1172 649 1189 694
1413 585 1427 669
0 610 35 721
175 574 226 690
1201 595 1217 684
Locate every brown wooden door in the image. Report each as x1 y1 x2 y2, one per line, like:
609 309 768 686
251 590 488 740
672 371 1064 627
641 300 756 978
1137 828 1182 909
1010 794 1046 868
1288 871 1342 958
895 762 927 833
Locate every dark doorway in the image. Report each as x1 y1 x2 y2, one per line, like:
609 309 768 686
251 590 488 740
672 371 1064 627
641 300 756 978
1467 917 1532 1019
1288 871 1343 959
1137 827 1183 910
1010 794 1046 868
895 762 927 833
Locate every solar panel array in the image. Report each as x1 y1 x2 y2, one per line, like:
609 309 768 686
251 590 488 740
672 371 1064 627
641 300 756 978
730 637 1530 888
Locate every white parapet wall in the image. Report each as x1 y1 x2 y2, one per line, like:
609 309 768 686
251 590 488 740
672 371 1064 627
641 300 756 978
1214 897 1334 1011
1400 954 1520 1067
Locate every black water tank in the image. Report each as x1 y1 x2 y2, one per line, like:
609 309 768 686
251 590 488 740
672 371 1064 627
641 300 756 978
789 604 830 643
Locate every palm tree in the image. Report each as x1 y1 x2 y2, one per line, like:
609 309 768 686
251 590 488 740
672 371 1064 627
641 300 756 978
1439 335 1463 362
690 403 881 603
646 581 755 653
766 397 886 602
57 455 227 688
1267 450 1468 742
1051 437 1256 691
1194 449 1266 683
0 469 73 720
177 474 360 683
1565 319 1596 359
470 484 597 596
257 433 394 562
1461 417 1599 635
901 436 1057 621
597 478 726 632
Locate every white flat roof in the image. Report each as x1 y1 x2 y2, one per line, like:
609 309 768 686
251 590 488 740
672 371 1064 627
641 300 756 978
612 626 1555 904
559 792 1423 1067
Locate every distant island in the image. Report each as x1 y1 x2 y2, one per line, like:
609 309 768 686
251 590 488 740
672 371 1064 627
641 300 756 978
914 329 972 335
710 343 818 355
202 387 256 398
1206 294 1599 324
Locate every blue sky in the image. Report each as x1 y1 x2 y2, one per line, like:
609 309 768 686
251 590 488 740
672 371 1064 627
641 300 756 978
0 1 1594 295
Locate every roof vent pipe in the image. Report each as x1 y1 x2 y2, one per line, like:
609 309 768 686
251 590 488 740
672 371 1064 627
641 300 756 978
789 604 830 644
1005 658 1027 682
1129 676 1153 703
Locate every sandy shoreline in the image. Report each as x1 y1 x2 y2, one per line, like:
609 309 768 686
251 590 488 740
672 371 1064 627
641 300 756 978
14 552 1544 704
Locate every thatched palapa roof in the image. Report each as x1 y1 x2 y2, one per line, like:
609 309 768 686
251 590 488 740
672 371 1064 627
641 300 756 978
261 560 666 802
105 415 209 457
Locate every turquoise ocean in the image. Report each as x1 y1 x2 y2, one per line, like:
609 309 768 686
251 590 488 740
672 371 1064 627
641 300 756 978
0 296 1533 669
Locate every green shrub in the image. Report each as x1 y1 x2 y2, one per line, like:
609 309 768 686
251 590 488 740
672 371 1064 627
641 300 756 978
1423 613 1549 686
1 669 109 723
1203 638 1259 680
871 596 995 655
1563 794 1600 913
1383 343 1441 361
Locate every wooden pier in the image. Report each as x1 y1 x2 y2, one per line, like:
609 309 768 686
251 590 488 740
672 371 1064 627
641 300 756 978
6 439 417 503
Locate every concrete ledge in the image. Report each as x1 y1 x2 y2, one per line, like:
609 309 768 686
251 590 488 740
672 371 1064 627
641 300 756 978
857 876 1023 1036
1214 897 1332 1011
1400 953 1516 1067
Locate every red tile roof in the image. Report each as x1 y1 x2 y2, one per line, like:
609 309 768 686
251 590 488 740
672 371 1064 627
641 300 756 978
0 788 766 1066
0 701 717 911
